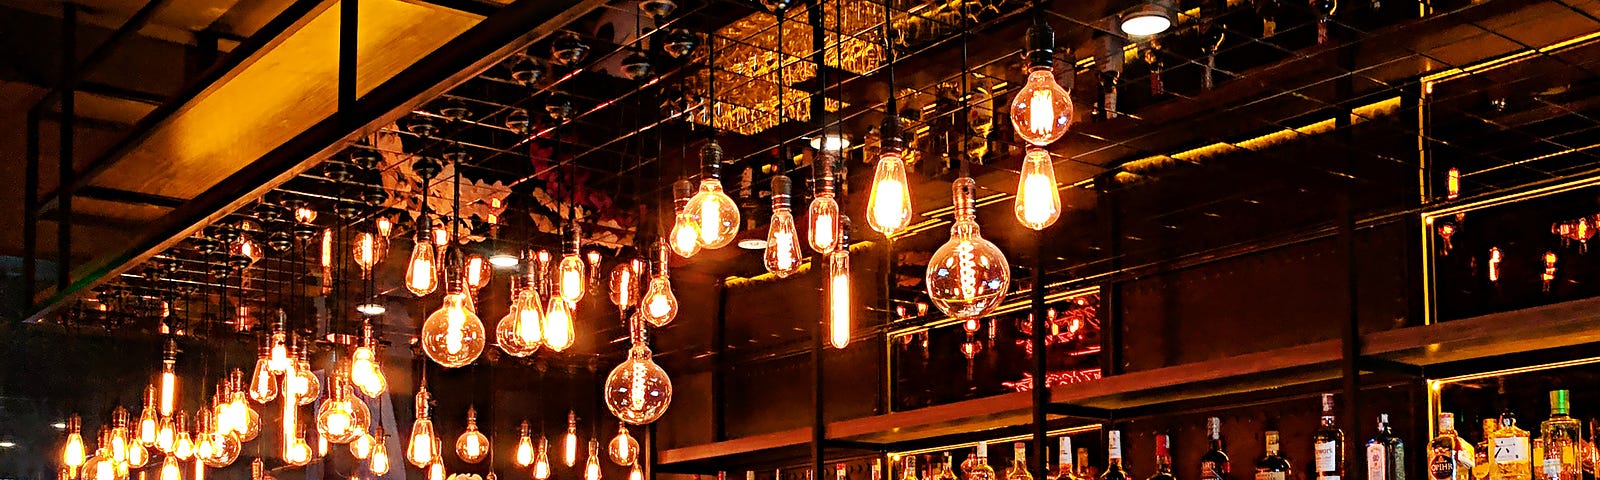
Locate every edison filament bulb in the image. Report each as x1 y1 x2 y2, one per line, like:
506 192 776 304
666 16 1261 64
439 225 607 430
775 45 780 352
138 387 159 446
563 412 579 467
267 333 290 374
496 289 544 357
350 339 386 398
370 430 391 476
685 140 740 249
514 422 535 468
1010 18 1072 146
604 342 673 425
454 407 489 464
629 463 644 480
174 413 194 461
808 191 841 254
463 255 492 291
156 417 175 453
315 376 371 444
405 237 440 296
428 462 446 480
828 248 852 349
606 423 639 466
350 431 374 460
406 388 438 468
353 231 382 277
63 414 85 469
543 293 576 352
421 291 487 368
1013 147 1061 231
765 176 803 277
609 261 642 309
557 253 586 304
159 342 178 416
533 436 551 480
925 178 1011 320
159 453 180 480
247 344 279 404
290 350 320 406
866 150 913 236
639 273 677 327
584 440 602 480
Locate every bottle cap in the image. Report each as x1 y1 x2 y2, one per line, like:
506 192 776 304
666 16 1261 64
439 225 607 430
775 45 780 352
1059 437 1072 463
1154 434 1170 457
1321 393 1336 414
977 441 988 458
1439 412 1455 432
1551 390 1571 414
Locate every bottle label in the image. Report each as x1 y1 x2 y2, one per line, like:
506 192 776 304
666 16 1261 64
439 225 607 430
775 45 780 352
1542 459 1559 479
1255 472 1286 480
1108 432 1122 461
1201 462 1222 480
1495 438 1529 463
1315 441 1338 472
1368 444 1388 480
1431 452 1456 480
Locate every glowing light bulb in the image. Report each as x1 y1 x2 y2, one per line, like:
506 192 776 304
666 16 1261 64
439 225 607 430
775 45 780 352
497 289 544 357
543 294 576 352
557 254 586 304
639 274 677 327
203 431 240 469
808 192 841 254
350 343 386 398
1014 148 1060 230
159 359 177 417
428 462 446 480
455 407 489 464
128 442 149 469
156 418 175 453
669 211 701 258
159 454 180 480
294 207 317 224
533 436 551 480
267 334 289 374
683 140 740 249
1447 167 1461 200
350 432 374 460
866 151 913 236
609 261 642 309
284 433 311 467
138 387 159 446
405 238 440 297
315 376 370 444
174 412 194 461
563 412 578 467
370 430 391 476
406 388 437 468
463 255 491 292
193 456 205 480
290 354 319 406
925 177 1011 320
63 414 86 469
1010 62 1072 146
828 249 851 349
765 177 803 278
584 440 602 480
604 343 673 425
515 422 536 468
606 423 639 466
247 356 278 404
629 463 644 480
421 292 486 368
354 231 383 277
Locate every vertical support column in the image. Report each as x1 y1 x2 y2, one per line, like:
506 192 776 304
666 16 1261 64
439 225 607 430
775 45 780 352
712 280 728 442
1095 172 1122 376
57 3 77 295
1030 232 1049 480
1335 37 1362 480
808 3 828 479
23 109 40 312
339 0 359 119
646 423 658 480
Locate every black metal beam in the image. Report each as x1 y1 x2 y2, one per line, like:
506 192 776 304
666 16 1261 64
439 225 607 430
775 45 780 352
23 109 40 314
1031 231 1049 480
1046 403 1114 420
58 3 76 295
25 0 608 322
1355 356 1424 377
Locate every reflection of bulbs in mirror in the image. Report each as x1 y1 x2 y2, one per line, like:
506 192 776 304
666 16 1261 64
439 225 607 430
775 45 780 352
925 178 1011 320
514 422 535 468
267 335 289 374
353 231 383 277
421 292 486 368
463 255 491 291
543 295 576 352
454 407 489 464
496 290 543 357
639 275 677 327
557 254 586 304
349 343 386 398
604 344 673 425
866 151 913 236
606 423 639 466
609 261 642 309
669 214 700 259
1013 147 1061 231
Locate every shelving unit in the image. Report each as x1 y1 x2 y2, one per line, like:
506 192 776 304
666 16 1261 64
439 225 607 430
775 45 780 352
658 295 1600 474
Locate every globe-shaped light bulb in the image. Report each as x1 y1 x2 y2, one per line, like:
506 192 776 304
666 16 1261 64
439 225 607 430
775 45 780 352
496 290 544 357
925 178 1011 320
421 292 486 368
1009 67 1073 146
454 408 489 464
606 423 639 466
639 275 677 327
203 433 240 468
604 344 673 425
866 151 913 236
1014 147 1061 230
350 432 374 460
685 179 740 249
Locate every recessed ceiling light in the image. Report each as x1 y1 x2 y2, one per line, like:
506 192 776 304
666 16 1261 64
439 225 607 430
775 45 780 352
488 253 520 268
51 423 66 430
356 303 387 316
737 238 768 250
0 441 16 448
808 134 850 152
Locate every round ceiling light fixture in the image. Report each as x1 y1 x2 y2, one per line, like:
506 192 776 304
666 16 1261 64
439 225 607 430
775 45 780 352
1119 0 1174 37
357 302 387 316
488 253 520 268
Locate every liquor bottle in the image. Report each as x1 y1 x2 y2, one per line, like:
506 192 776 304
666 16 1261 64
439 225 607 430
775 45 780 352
1540 391 1581 480
941 454 960 480
876 460 885 480
1054 437 1081 480
1492 408 1531 480
1314 394 1346 480
1255 430 1291 480
1010 443 1034 480
1429 413 1474 480
1367 414 1405 480
1103 431 1129 480
969 442 997 480
1149 434 1177 480
838 464 849 480
1078 448 1095 479
1201 417 1231 480
1478 419 1498 480
905 455 920 480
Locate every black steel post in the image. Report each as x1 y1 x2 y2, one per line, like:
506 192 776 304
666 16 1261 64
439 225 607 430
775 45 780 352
809 3 828 480
339 0 358 118
23 109 39 312
1031 231 1049 480
1336 37 1362 480
713 280 729 441
647 422 658 480
57 3 77 294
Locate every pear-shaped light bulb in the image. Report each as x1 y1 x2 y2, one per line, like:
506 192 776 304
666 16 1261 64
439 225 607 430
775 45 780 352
290 356 319 406
808 192 841 254
669 211 701 258
765 176 803 277
156 418 175 453
866 151 913 236
405 239 439 296
543 294 576 352
138 387 159 446
407 389 438 468
315 377 370 444
63 415 86 468
605 345 673 425
514 422 535 468
639 275 677 327
584 440 602 480
454 407 489 464
159 454 180 480
247 357 278 404
564 412 578 467
828 249 851 349
129 442 150 469
533 436 551 480
353 231 384 276
629 463 644 480
925 178 1011 320
497 289 544 357
606 423 639 466
267 335 289 374
1010 68 1073 146
370 436 391 476
557 254 586 304
1014 147 1061 230
428 462 445 480
421 292 486 368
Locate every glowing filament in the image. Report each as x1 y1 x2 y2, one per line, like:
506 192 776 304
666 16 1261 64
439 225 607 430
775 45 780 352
1488 247 1503 283
829 251 851 349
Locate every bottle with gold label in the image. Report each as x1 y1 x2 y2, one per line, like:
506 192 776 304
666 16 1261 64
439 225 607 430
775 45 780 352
1477 419 1497 480
1540 391 1580 480
1492 408 1531 480
1430 413 1475 480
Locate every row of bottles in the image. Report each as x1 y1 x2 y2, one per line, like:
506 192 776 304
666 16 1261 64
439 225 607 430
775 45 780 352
1432 390 1583 480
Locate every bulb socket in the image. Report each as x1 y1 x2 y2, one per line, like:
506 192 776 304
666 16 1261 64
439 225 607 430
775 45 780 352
770 175 792 206
880 116 904 152
1026 18 1055 69
700 139 724 179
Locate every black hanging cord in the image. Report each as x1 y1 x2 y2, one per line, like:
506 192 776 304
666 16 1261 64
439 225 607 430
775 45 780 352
958 5 971 178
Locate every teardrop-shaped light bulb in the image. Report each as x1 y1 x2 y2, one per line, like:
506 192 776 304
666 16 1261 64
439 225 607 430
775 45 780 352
1010 68 1073 146
1014 147 1061 231
514 422 535 468
808 193 841 254
639 275 677 327
765 176 803 277
557 254 586 304
496 290 543 357
669 211 701 258
405 239 439 296
543 295 576 352
866 151 913 236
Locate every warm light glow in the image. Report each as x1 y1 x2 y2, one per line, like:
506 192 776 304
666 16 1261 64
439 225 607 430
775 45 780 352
926 178 1011 320
609 262 642 309
558 254 586 304
428 463 445 480
639 275 677 327
157 418 175 453
406 240 440 297
376 217 393 237
1489 247 1503 282
193 456 205 480
247 357 278 404
1010 68 1073 146
808 193 841 254
454 408 489 464
606 424 638 466
159 454 180 480
1446 167 1461 200
139 388 159 446
420 292 486 368
685 179 740 249
433 227 450 247
407 417 437 467
354 232 382 275
316 376 371 444
267 335 289 374
497 289 544 357
350 346 386 398
464 255 491 291
765 207 802 277
828 250 852 349
584 440 602 480
604 345 673 425
350 432 374 460
629 463 644 480
62 415 85 468
371 435 391 476
866 152 913 236
294 207 317 224
533 436 551 480
1014 148 1061 230
515 422 535 468
160 365 177 417
542 291 576 352
564 412 578 467
290 357 318 407
669 212 701 258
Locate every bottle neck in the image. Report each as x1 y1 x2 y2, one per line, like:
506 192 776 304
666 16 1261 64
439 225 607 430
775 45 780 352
1321 415 1336 427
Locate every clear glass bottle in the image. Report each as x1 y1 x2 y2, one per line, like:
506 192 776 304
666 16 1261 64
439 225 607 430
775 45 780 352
1148 434 1176 480
1255 430 1291 480
905 455 920 480
1367 414 1405 480
1430 413 1474 480
1009 443 1034 480
1103 431 1129 480
1541 390 1581 480
1478 419 1498 480
1314 394 1346 480
1201 417 1231 480
969 442 997 480
939 454 960 480
1053 437 1081 480
1079 448 1095 479
1492 408 1531 480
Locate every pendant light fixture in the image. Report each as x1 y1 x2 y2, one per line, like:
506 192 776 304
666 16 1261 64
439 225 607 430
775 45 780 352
496 273 544 357
515 421 536 468
370 428 392 475
604 317 672 425
454 407 489 464
315 372 370 444
421 149 487 369
668 179 701 258
62 413 86 471
406 156 444 297
1010 8 1072 147
638 241 678 327
1014 148 1061 231
606 422 639 466
159 339 178 417
563 411 579 468
247 336 279 403
533 434 552 480
350 321 387 398
545 107 578 353
584 439 603 480
764 176 803 277
138 386 159 446
828 221 851 349
807 147 842 254
866 1 912 238
406 382 439 468
684 36 739 250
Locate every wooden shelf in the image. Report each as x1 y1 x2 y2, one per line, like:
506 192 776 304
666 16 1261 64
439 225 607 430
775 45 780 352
658 297 1600 473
